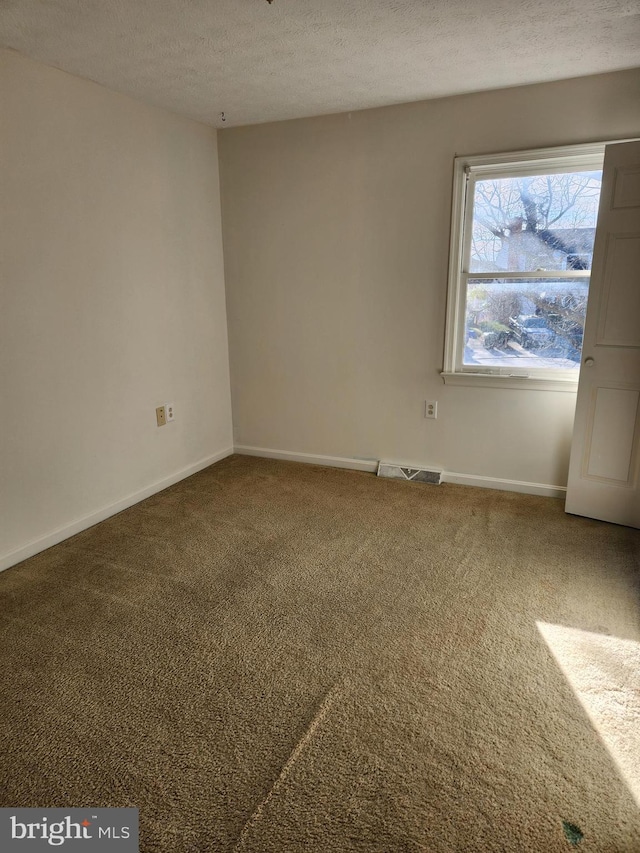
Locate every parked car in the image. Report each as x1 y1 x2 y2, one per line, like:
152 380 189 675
508 315 555 349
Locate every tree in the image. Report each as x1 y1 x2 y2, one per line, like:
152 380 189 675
465 170 601 355
470 171 602 271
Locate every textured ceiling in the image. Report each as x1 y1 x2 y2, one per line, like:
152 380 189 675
1 0 638 127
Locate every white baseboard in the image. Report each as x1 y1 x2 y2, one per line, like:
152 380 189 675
235 445 566 498
234 445 379 473
442 471 566 498
0 447 234 573
2 446 566 574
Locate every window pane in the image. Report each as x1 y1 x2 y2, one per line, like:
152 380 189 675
463 278 588 370
469 171 602 273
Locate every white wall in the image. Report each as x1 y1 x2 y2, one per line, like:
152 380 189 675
218 69 640 490
0 50 233 569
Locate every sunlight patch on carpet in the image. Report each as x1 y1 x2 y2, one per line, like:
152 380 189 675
537 621 640 807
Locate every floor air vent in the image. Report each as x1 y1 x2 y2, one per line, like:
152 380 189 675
377 462 442 485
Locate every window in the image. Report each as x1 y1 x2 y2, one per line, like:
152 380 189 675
442 144 605 391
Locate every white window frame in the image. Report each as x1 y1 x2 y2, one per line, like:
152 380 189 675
442 142 607 392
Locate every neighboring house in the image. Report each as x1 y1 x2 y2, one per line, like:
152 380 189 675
496 224 596 271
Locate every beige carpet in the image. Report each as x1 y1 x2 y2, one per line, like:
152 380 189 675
1 454 639 852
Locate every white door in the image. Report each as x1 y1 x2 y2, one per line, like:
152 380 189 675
566 140 640 527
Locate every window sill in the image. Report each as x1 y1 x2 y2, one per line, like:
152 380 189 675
440 372 579 392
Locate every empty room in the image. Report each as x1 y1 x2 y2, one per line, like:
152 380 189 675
1 1 639 851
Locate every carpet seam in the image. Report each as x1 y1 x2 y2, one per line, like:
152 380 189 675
232 682 342 851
